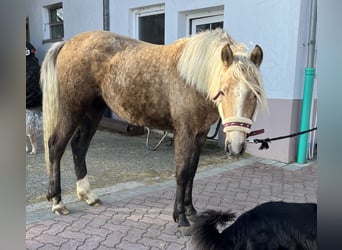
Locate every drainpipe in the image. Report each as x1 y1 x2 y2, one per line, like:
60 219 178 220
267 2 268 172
103 0 110 31
297 0 317 164
102 0 112 117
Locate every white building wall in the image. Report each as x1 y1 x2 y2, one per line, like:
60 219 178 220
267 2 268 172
62 0 103 40
26 0 103 62
109 0 310 100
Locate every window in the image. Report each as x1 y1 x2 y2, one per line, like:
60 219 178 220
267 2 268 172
43 3 64 42
190 15 223 34
133 5 165 44
49 3 64 40
138 13 165 44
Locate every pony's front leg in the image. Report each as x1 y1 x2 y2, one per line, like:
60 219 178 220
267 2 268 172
172 132 194 235
184 132 208 221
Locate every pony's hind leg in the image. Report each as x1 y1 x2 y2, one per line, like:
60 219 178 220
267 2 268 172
71 97 106 206
47 121 79 215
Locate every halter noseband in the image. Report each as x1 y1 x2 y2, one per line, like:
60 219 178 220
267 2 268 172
221 117 253 133
214 90 263 137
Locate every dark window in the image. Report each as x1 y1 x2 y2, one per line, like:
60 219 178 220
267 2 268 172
138 13 165 44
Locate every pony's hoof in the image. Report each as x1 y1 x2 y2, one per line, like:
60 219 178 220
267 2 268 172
89 198 102 206
77 192 101 206
52 206 70 215
187 214 197 222
178 226 192 236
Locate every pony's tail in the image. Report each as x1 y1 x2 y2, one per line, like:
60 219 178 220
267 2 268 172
40 41 65 173
191 210 236 250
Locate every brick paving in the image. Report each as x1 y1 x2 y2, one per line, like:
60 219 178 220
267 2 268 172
26 157 317 249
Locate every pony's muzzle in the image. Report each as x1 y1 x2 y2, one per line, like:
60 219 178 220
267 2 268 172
225 131 247 156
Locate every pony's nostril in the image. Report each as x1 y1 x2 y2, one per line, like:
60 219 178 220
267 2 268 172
225 142 231 154
239 143 246 155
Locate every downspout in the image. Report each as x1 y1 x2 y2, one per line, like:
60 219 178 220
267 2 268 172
103 0 110 31
102 0 111 117
297 0 317 164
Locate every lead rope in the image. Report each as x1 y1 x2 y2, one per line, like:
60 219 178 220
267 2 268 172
248 127 317 150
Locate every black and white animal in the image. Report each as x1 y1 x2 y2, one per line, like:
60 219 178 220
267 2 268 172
26 109 42 154
191 201 317 250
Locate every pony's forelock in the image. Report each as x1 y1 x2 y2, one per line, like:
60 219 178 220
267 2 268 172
177 29 267 111
228 58 268 111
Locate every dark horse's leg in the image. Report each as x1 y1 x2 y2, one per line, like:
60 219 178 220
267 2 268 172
184 131 208 220
71 97 106 205
173 129 203 234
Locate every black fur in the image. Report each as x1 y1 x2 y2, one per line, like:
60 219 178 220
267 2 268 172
191 201 317 250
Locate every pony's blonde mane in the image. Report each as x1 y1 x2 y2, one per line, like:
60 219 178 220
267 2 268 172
177 29 267 110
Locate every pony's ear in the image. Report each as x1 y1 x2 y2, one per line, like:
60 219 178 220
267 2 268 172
250 45 263 67
221 44 234 67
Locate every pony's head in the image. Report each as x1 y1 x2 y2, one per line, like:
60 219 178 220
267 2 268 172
177 29 267 156
216 44 266 156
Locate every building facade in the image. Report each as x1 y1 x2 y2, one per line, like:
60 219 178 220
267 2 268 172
26 0 317 163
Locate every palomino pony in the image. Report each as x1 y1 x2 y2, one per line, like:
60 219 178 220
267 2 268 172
40 29 266 233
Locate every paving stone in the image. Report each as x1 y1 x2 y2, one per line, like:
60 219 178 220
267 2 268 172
80 225 111 238
59 239 83 250
26 223 52 240
138 237 169 249
101 231 126 248
116 240 150 250
43 221 69 236
33 233 68 246
57 230 89 242
77 235 105 250
65 217 92 232
37 243 61 250
25 239 44 250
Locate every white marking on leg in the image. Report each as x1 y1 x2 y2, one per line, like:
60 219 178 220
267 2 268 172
26 140 29 153
51 197 69 215
76 175 99 205
30 134 37 154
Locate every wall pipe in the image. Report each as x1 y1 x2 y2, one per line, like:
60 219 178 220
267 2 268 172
103 0 110 31
297 0 317 164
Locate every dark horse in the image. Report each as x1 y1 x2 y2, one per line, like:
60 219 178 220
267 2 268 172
40 29 266 233
191 201 317 249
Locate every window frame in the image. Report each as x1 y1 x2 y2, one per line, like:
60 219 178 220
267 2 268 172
186 10 224 35
132 4 165 42
43 3 64 43
190 15 224 34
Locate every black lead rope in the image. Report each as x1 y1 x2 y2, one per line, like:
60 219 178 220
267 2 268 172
249 127 317 150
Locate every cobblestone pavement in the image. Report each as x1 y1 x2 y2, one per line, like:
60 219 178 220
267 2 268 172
26 156 317 250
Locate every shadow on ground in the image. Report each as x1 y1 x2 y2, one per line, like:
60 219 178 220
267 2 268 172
26 127 246 205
